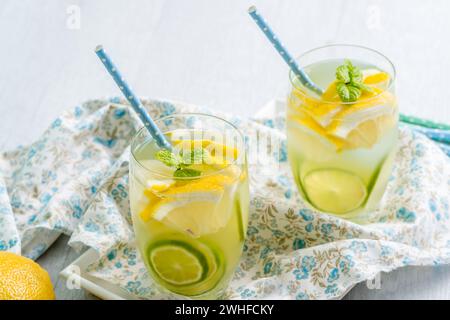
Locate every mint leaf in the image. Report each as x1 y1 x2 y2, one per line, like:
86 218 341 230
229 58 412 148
336 65 351 83
155 149 180 167
336 82 349 101
173 168 201 178
347 85 361 102
335 60 369 102
336 82 361 102
345 60 363 83
181 148 209 165
350 67 363 83
155 147 210 177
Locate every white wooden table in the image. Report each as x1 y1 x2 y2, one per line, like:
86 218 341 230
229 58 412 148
1 0 449 300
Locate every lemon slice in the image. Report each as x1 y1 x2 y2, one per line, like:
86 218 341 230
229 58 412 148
303 169 367 214
148 241 208 286
153 191 223 220
328 103 394 137
146 179 175 192
145 175 235 237
321 80 342 103
344 113 396 149
325 90 397 150
362 69 390 86
288 114 346 152
172 139 239 161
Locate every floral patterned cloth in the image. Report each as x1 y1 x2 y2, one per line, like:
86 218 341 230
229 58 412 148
1 98 449 299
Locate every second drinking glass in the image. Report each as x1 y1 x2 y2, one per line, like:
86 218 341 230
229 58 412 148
287 45 398 221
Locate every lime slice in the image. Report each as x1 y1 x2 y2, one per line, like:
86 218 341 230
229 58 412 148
174 243 225 297
147 240 225 296
302 169 367 214
148 241 208 286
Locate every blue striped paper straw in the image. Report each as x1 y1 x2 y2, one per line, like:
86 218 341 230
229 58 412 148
406 124 450 145
95 45 172 150
248 6 324 95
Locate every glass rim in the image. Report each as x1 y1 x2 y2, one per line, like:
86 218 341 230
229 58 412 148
289 43 397 105
130 112 246 180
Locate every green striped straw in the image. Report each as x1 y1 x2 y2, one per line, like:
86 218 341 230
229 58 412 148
400 114 450 130
95 45 172 150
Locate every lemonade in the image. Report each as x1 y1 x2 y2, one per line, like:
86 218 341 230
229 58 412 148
129 114 249 299
287 45 398 220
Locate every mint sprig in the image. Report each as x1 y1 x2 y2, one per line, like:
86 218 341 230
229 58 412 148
155 148 210 178
335 60 372 102
155 149 181 167
181 148 210 166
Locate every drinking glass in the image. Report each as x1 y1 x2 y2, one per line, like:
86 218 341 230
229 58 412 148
129 113 249 299
287 45 398 220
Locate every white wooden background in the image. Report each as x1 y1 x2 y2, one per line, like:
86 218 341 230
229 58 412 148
0 0 449 300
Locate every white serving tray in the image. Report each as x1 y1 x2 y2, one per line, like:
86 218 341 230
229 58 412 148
60 248 139 300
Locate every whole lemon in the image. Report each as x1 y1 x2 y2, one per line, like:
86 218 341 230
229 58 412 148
0 251 55 300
